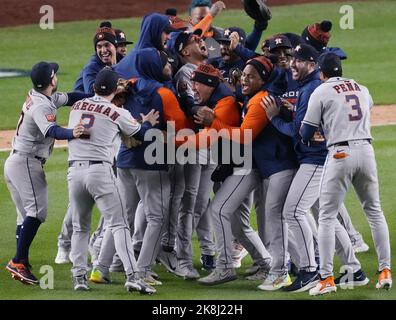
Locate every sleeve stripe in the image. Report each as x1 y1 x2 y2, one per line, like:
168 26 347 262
302 120 320 127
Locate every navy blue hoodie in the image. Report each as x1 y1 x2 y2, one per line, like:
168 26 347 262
113 13 171 79
117 48 189 171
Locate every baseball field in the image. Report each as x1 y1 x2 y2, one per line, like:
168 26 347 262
0 0 395 300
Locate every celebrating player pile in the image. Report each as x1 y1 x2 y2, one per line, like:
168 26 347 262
4 0 391 297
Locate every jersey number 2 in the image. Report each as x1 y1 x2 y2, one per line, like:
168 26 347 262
346 94 362 121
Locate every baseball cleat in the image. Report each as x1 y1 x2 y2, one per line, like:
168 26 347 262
258 272 292 291
334 269 369 288
353 242 369 253
125 274 156 295
89 267 111 284
245 263 260 276
283 270 319 293
142 273 163 286
200 254 216 271
376 268 392 290
246 265 270 281
6 260 39 285
55 247 71 264
231 241 248 268
157 250 178 273
174 264 200 280
309 276 337 296
147 270 160 280
197 268 237 286
73 275 90 291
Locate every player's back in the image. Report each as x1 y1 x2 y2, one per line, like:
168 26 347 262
317 77 373 147
68 95 138 163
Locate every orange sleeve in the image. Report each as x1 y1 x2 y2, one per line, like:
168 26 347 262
211 91 270 144
193 14 213 36
158 87 193 132
177 96 242 148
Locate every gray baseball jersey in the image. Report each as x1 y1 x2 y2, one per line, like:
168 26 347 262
303 77 373 147
12 89 68 158
174 63 197 102
68 95 141 162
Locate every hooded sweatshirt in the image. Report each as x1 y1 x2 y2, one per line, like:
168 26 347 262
113 13 172 79
116 48 190 170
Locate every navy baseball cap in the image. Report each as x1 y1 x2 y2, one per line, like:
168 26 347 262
318 52 342 77
268 35 292 52
94 67 119 96
293 43 319 62
115 29 133 45
30 61 59 89
167 29 202 55
216 27 246 46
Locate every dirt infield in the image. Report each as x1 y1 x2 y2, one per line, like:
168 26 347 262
0 105 394 151
1 0 346 27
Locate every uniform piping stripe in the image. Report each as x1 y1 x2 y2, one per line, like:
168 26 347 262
26 157 39 217
218 175 245 268
292 165 319 269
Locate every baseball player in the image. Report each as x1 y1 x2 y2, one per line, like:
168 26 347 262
67 68 157 293
116 48 190 285
300 53 392 295
4 61 88 284
55 21 122 263
115 28 134 57
198 56 297 287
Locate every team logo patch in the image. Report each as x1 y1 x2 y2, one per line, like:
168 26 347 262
46 114 56 122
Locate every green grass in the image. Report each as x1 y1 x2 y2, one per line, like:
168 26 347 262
0 1 395 129
0 125 395 300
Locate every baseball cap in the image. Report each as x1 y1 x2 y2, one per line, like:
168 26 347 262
94 67 119 96
268 35 292 52
191 63 221 88
318 52 342 77
115 29 133 45
293 43 319 62
167 30 202 55
216 27 246 46
30 61 59 89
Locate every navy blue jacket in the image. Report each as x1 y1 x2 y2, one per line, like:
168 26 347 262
242 89 297 179
271 70 327 165
73 54 107 94
113 13 171 79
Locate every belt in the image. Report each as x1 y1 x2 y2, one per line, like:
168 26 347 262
13 150 46 164
68 160 104 167
333 139 371 147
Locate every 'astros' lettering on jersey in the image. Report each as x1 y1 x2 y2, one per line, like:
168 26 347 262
68 95 141 163
12 89 68 159
303 77 373 147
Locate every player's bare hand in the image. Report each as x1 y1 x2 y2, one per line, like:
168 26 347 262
73 122 86 138
210 1 226 17
229 32 240 51
141 109 160 126
260 95 280 120
194 106 214 126
281 99 294 111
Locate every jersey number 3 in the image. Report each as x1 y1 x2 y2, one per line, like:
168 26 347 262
346 94 362 121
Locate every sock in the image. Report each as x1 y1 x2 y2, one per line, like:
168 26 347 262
16 225 22 247
13 216 42 263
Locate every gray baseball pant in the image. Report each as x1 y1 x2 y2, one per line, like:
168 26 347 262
209 169 272 269
129 168 171 274
318 141 390 278
69 162 137 277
